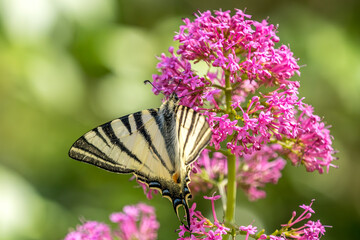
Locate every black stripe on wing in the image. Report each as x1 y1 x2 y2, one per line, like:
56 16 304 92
177 105 189 139
149 108 177 167
186 125 212 165
69 136 132 173
182 109 199 158
101 122 143 165
69 136 117 165
175 105 212 166
133 111 172 173
120 116 132 135
93 128 111 148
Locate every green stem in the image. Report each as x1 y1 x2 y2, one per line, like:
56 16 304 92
206 146 232 157
225 153 236 223
224 72 234 121
223 72 237 238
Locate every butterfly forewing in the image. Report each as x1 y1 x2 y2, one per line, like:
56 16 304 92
69 109 175 180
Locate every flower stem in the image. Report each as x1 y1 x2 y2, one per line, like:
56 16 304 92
224 72 234 121
225 153 236 224
224 72 237 235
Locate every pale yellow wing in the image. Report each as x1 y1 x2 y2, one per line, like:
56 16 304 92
69 108 175 183
175 105 212 166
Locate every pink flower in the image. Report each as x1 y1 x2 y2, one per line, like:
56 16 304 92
111 203 159 240
301 220 328 239
177 195 229 239
64 221 112 240
64 203 159 240
203 193 221 223
277 200 330 240
288 102 337 173
239 225 258 240
240 144 287 200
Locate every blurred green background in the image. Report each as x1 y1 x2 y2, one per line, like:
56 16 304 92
0 0 359 239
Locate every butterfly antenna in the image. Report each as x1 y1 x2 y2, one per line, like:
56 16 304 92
144 80 160 92
169 79 183 100
174 79 182 92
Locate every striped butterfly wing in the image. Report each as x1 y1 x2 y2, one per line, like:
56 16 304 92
170 104 212 228
69 108 176 186
176 105 212 167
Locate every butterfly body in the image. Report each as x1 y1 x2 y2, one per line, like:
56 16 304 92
69 93 212 228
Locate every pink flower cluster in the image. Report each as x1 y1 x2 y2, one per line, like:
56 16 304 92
152 9 336 199
177 194 230 240
111 203 159 240
190 145 286 201
64 203 159 240
153 9 300 108
225 82 336 174
240 144 286 200
65 222 112 240
178 196 329 240
277 199 330 240
174 10 299 84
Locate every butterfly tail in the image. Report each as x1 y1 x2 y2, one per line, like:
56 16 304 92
173 198 191 231
184 199 191 231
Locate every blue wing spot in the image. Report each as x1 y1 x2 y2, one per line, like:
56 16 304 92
173 198 182 208
162 189 170 196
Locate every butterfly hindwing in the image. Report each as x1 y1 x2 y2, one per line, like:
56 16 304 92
176 105 213 166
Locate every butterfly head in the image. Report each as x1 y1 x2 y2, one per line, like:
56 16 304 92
168 92 180 104
159 92 181 120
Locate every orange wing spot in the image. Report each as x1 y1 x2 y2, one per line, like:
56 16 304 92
172 172 180 183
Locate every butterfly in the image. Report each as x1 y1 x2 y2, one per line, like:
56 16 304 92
68 87 212 229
